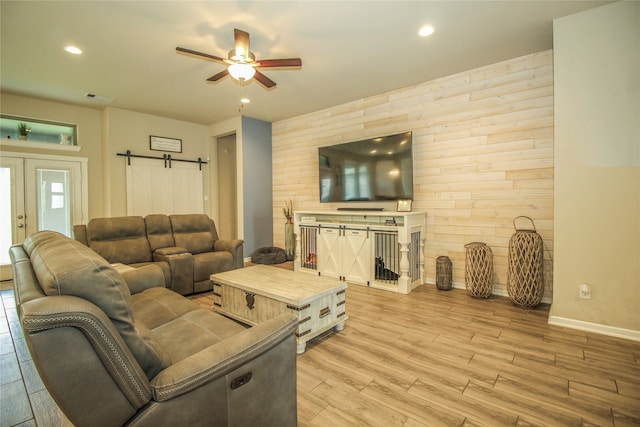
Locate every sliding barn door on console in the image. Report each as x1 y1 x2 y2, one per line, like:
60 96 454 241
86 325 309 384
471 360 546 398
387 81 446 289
125 157 203 216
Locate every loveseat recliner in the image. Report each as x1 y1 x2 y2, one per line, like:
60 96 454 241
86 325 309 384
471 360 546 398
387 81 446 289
10 230 298 426
74 214 243 295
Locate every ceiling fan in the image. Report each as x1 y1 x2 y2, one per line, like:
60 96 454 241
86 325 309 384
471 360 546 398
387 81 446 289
176 28 302 88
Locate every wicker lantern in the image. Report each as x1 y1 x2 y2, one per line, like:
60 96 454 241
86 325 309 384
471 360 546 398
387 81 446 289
436 256 452 290
507 216 544 307
464 242 493 298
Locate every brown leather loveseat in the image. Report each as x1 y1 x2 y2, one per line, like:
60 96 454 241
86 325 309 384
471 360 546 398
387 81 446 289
74 214 243 295
10 230 297 426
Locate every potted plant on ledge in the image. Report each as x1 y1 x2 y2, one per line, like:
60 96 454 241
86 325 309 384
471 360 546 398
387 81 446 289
17 122 31 140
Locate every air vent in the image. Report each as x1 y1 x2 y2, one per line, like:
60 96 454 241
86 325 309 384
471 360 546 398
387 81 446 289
84 93 114 103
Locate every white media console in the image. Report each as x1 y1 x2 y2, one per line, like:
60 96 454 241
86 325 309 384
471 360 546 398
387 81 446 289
293 210 426 294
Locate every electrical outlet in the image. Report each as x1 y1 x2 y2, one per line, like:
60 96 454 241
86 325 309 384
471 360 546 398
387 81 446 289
579 283 591 299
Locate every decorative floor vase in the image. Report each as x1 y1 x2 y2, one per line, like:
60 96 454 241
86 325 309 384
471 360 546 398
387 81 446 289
465 242 493 298
436 256 452 290
285 221 294 261
507 216 544 307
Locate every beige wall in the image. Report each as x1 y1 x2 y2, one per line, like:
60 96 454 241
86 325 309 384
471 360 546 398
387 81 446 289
273 51 555 300
101 107 210 217
551 1 639 335
0 95 212 220
0 93 105 218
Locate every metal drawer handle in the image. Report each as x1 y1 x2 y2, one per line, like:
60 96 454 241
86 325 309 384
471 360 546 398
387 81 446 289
319 307 331 318
245 292 255 310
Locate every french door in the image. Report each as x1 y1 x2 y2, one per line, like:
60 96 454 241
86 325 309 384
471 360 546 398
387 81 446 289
0 153 88 280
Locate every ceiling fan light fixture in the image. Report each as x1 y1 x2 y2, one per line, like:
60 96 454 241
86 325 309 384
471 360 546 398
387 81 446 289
228 63 256 81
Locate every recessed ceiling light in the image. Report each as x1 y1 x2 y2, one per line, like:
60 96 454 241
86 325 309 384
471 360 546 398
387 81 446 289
64 46 83 55
419 25 435 37
241 98 250 104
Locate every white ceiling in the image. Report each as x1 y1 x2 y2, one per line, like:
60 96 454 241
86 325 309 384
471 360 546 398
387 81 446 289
1 1 610 126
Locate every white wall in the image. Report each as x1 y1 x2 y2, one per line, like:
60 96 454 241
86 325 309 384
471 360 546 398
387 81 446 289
551 1 639 337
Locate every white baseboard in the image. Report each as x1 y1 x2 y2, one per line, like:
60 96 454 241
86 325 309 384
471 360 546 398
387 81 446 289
548 316 640 342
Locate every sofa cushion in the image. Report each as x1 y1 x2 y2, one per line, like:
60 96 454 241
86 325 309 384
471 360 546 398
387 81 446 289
131 287 246 363
170 214 218 254
145 214 175 251
87 216 152 264
193 252 234 282
24 231 168 380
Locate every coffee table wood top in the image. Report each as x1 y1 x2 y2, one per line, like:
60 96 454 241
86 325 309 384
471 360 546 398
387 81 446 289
210 265 347 306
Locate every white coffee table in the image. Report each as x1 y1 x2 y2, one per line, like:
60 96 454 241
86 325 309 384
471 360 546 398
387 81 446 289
211 265 347 354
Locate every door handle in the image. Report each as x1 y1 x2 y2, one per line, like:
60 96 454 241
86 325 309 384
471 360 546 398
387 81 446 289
17 224 24 228
17 215 24 219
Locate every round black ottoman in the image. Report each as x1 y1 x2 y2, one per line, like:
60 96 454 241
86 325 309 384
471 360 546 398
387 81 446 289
251 246 287 264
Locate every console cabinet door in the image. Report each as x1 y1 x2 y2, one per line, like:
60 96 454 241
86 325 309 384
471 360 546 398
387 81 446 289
342 228 371 285
318 227 341 279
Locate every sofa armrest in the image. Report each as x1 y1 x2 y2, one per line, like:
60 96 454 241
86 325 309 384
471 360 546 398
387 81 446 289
214 239 244 269
121 264 166 294
72 224 88 246
20 295 151 425
150 313 297 401
153 247 194 295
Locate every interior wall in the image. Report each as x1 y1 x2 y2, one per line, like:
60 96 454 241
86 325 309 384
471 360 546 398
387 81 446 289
273 50 555 300
216 133 237 240
102 107 210 217
0 93 104 218
241 116 273 255
551 1 639 334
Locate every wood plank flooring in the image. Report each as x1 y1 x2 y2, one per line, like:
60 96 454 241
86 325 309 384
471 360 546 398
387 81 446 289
191 275 640 427
3 270 639 426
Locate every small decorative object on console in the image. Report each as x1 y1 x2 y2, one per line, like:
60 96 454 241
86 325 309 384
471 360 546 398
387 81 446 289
397 199 412 212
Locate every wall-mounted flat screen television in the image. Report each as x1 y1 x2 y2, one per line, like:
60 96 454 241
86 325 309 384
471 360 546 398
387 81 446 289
318 131 413 203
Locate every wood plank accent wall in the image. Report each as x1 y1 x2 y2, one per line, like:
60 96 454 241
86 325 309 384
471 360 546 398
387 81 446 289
272 50 554 301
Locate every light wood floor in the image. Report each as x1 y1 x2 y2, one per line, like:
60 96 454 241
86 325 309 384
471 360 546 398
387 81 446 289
191 282 640 427
3 270 639 426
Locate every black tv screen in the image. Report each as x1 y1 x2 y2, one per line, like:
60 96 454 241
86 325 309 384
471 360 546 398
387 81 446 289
318 131 413 203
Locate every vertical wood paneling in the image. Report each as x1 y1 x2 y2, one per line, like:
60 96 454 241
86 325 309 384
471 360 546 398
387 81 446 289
273 50 554 301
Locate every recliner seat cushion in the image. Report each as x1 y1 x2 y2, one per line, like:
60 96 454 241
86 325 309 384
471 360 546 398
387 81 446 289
24 231 168 379
131 287 246 363
87 216 152 264
193 252 234 282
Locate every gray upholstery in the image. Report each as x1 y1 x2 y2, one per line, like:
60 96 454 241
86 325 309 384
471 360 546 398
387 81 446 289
10 231 298 427
73 214 244 295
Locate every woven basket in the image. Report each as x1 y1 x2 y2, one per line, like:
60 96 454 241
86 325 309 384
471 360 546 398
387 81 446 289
464 242 493 298
436 256 452 290
507 216 544 307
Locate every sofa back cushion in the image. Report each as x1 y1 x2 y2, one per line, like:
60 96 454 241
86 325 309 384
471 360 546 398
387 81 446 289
145 214 175 251
170 214 219 254
23 231 169 379
86 216 152 264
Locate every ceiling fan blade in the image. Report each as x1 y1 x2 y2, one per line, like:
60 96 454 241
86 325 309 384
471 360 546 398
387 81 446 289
176 47 226 64
257 58 302 68
206 69 229 82
234 28 251 60
253 70 276 88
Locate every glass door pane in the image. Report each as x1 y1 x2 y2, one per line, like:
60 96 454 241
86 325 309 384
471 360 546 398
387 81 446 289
37 169 71 236
25 158 84 239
